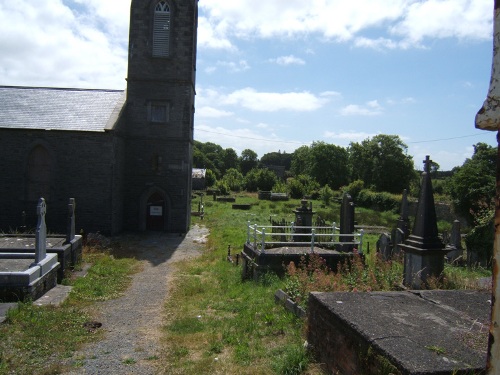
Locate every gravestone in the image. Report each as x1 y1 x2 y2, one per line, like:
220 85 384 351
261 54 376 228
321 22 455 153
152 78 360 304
66 198 76 244
34 198 47 264
396 189 411 238
392 227 405 256
293 199 315 242
400 156 448 289
339 193 355 252
376 233 392 261
446 220 464 263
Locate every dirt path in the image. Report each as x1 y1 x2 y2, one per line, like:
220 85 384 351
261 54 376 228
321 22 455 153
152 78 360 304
63 225 209 375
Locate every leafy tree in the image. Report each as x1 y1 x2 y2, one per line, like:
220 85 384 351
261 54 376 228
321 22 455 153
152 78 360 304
260 151 292 170
309 142 349 189
290 146 312 177
348 134 416 194
287 175 320 199
221 148 239 175
291 142 349 189
222 168 244 192
240 149 259 175
446 142 496 226
205 169 216 187
244 168 278 192
320 185 334 206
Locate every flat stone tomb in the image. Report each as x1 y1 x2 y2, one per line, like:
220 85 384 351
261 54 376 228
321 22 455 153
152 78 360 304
308 290 490 375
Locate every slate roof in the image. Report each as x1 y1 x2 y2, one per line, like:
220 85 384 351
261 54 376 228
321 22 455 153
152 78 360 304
0 86 126 132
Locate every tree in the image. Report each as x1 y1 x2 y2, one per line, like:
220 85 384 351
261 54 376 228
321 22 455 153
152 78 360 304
221 148 239 175
240 149 259 175
260 151 292 170
309 142 349 189
291 142 349 189
244 168 277 192
222 168 244 192
348 134 416 194
447 142 496 226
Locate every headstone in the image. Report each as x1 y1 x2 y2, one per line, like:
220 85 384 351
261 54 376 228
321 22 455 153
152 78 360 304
392 228 405 257
293 199 315 242
34 198 47 264
66 198 76 244
339 193 355 252
396 189 411 239
446 220 464 264
376 233 392 261
400 156 448 289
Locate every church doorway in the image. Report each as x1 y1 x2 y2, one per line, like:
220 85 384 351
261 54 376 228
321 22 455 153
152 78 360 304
146 192 166 231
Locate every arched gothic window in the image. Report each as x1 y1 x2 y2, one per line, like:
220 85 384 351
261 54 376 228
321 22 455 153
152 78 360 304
153 1 171 57
26 145 52 201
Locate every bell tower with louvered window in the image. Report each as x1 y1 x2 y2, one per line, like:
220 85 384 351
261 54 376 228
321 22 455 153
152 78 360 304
124 0 198 233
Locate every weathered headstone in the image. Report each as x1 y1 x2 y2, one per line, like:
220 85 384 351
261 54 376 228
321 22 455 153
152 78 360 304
400 156 448 289
34 198 47 264
66 198 76 244
376 233 392 261
392 228 405 256
396 189 411 239
293 200 315 242
339 193 355 252
446 220 464 264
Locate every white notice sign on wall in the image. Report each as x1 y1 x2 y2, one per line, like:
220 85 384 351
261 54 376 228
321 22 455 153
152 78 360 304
150 206 163 216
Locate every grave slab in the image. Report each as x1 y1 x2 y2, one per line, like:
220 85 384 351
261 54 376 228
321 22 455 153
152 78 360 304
308 290 490 375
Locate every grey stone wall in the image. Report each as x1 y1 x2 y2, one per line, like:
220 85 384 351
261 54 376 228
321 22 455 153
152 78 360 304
0 128 120 234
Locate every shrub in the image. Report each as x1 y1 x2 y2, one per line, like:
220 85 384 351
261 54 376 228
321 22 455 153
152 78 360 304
357 189 399 212
343 180 364 200
320 184 334 206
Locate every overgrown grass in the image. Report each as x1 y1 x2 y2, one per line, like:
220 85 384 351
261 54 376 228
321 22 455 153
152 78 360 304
160 196 319 375
0 245 139 375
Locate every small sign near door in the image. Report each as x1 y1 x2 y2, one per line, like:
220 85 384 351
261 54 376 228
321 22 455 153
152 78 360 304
150 206 163 216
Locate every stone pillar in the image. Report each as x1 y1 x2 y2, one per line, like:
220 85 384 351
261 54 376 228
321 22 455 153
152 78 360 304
66 198 76 244
401 156 448 289
339 193 355 252
34 198 47 264
475 3 500 371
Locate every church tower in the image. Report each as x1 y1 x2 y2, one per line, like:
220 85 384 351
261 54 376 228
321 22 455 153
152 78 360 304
123 0 197 232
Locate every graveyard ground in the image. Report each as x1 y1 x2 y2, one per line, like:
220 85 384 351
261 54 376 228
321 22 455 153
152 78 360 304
0 192 492 374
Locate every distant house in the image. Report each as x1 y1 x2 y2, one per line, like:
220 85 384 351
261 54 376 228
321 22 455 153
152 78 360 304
0 0 198 235
192 168 206 190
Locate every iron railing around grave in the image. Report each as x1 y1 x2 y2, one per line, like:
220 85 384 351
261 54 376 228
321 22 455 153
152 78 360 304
246 221 364 254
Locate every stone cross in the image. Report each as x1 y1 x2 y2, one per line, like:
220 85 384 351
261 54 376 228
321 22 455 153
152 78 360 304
66 198 76 243
34 198 47 264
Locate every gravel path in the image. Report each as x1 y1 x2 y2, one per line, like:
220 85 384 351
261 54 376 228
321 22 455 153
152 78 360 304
63 225 209 375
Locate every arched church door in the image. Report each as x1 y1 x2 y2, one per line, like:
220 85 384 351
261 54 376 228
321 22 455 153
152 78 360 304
146 192 165 231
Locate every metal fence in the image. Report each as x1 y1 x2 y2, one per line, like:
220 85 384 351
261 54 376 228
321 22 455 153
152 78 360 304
246 221 364 253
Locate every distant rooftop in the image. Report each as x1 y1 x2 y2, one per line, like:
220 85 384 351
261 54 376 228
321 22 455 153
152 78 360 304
0 86 126 132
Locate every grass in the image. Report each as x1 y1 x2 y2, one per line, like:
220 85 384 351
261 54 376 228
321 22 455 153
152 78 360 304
0 245 140 375
0 192 491 374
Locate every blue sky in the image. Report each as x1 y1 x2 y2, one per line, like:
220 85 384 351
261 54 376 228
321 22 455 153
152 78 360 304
0 0 497 170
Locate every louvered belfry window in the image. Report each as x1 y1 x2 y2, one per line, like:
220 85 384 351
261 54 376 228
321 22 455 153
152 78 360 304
153 1 170 57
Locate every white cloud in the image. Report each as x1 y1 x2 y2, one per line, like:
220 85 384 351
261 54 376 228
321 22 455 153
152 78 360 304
196 106 234 118
323 131 379 144
200 0 491 50
340 100 383 116
270 55 306 66
391 0 491 43
222 88 329 112
217 59 250 72
195 124 304 157
0 0 128 89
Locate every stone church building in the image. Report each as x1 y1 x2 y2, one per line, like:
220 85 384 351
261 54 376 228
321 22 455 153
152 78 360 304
0 0 198 235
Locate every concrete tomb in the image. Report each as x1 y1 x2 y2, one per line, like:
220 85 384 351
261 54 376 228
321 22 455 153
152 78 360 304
0 198 60 302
